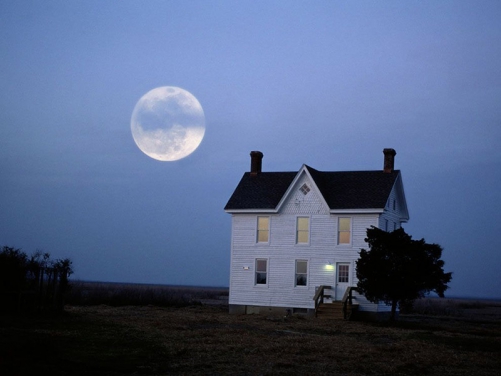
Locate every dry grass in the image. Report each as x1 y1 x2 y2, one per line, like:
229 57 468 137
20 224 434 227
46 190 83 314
65 280 228 307
410 297 501 321
1 295 500 375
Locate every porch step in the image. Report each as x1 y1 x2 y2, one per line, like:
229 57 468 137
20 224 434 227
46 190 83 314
316 302 344 320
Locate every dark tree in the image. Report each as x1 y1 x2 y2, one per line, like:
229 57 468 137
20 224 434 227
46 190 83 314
356 227 452 321
0 246 28 292
0 246 74 313
53 258 73 311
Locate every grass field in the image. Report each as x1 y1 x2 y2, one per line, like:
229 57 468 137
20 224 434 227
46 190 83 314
1 284 500 375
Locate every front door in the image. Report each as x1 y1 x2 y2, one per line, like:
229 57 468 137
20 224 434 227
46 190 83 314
335 263 350 300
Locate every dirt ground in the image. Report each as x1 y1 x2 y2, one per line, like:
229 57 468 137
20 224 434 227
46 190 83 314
1 301 500 375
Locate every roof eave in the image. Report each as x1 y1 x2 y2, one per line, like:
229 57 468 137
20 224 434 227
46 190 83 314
225 208 278 214
329 208 385 214
396 172 410 221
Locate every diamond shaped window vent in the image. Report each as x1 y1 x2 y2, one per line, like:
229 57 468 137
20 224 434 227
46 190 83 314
299 183 310 195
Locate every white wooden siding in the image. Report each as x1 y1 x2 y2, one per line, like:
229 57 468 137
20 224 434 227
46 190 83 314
281 173 330 215
379 176 407 231
228 172 388 312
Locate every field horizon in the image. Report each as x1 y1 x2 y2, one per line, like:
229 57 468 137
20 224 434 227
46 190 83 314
70 279 501 303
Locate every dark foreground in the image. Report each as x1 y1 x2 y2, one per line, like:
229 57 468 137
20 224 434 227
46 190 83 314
1 301 500 375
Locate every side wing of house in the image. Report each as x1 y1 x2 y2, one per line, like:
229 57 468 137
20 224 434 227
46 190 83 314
378 173 410 231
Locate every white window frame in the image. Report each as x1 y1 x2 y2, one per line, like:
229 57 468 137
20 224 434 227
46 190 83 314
337 263 350 284
255 258 268 286
256 216 270 244
295 259 308 287
296 216 310 245
337 217 352 245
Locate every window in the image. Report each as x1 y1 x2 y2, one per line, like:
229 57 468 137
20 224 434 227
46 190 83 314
338 218 351 244
393 200 396 210
257 216 269 243
338 264 350 283
296 217 309 244
299 183 310 195
255 259 267 285
295 260 308 286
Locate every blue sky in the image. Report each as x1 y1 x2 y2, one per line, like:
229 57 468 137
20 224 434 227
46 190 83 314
1 1 500 298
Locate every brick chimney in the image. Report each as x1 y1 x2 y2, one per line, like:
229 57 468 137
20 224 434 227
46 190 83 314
250 151 263 176
383 148 396 173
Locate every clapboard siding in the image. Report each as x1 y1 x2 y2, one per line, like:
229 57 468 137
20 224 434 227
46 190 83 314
379 176 408 231
226 153 412 319
229 189 386 311
352 215 379 247
281 172 330 215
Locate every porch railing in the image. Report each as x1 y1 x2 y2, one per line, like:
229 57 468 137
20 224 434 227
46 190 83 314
341 286 359 320
313 285 331 317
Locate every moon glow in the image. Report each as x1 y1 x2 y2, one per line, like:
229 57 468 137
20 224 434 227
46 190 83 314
131 86 205 161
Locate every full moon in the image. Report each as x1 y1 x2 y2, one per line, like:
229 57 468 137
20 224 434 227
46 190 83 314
131 86 205 161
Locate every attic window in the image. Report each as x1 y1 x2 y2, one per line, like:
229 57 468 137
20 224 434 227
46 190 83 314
299 183 310 195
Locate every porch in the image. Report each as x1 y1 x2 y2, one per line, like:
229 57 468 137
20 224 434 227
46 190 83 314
313 285 359 320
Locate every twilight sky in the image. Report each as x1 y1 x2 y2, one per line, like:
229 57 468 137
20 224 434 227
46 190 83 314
1 1 500 299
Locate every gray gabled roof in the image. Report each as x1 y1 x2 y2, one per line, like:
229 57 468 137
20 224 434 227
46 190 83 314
224 171 297 210
224 165 401 211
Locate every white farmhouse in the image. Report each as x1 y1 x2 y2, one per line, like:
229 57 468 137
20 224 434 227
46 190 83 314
224 149 409 320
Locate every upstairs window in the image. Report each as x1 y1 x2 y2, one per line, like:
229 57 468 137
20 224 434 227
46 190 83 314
255 259 267 285
257 216 269 243
295 260 308 286
338 218 351 244
296 217 309 244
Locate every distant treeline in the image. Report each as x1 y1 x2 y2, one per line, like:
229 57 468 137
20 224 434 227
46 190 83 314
66 281 229 307
0 246 73 313
0 244 229 310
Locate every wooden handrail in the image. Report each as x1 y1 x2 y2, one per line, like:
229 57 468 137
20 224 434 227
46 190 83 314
313 285 331 317
342 287 359 319
313 285 326 303
341 286 355 303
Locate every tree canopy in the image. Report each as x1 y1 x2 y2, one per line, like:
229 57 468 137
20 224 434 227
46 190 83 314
0 246 73 313
356 227 452 321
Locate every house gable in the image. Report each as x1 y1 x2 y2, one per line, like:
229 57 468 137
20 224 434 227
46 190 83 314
393 173 409 221
379 173 409 230
276 165 330 215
